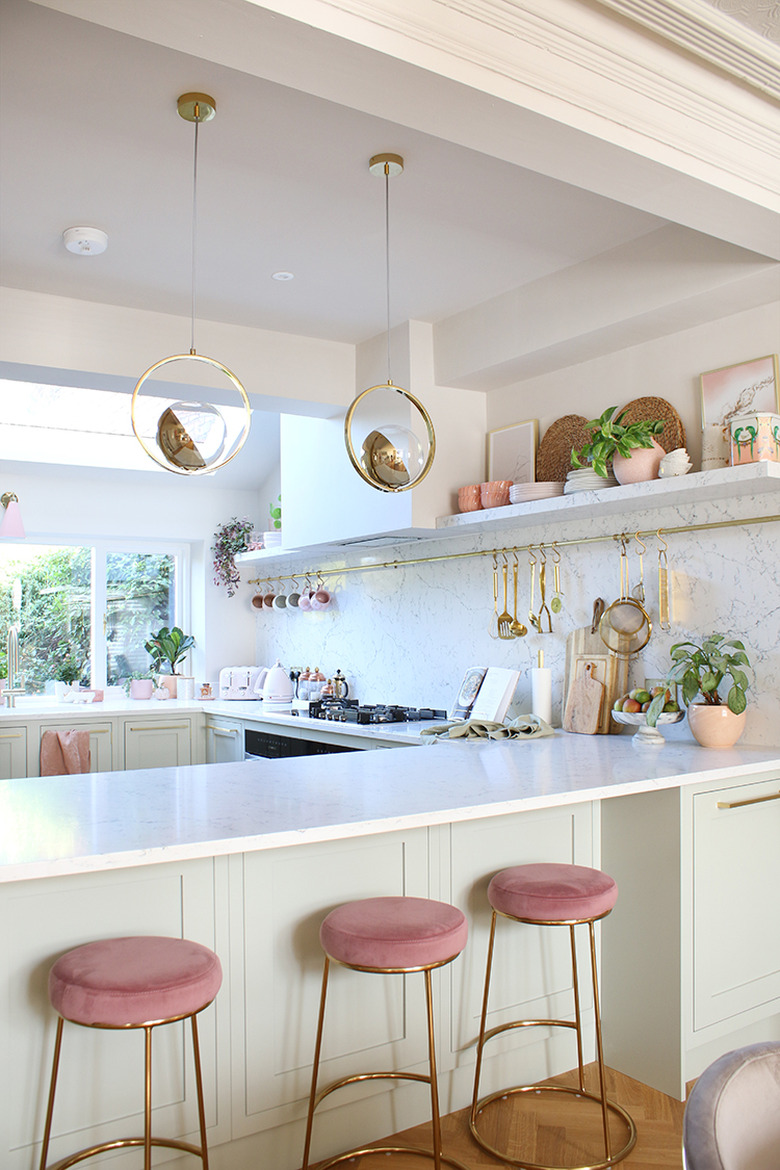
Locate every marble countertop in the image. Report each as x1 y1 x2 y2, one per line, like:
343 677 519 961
2 733 779 884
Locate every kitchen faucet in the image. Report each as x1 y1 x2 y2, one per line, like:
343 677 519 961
3 624 26 708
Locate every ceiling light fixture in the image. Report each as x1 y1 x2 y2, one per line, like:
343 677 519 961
344 153 435 492
0 492 25 539
272 271 294 281
62 226 108 256
131 93 251 476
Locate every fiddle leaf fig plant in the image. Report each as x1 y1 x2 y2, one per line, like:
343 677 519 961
572 406 664 479
646 634 751 726
145 626 195 677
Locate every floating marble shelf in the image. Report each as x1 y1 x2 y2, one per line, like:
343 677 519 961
236 463 780 570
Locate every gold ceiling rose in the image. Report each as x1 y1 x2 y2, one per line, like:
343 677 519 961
343 153 436 493
131 93 251 476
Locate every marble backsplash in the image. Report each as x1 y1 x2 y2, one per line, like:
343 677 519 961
253 477 780 746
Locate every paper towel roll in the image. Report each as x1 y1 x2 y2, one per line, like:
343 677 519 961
531 658 552 724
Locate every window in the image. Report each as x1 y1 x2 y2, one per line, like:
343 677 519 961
0 540 188 693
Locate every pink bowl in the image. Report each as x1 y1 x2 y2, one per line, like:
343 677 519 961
458 484 482 513
480 480 511 508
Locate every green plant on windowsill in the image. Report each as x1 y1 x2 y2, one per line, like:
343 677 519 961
145 626 195 677
572 406 664 479
646 634 751 727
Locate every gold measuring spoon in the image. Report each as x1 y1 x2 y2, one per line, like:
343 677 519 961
510 553 527 637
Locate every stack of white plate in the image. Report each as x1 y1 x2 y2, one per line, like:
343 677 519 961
564 468 617 494
262 530 283 548
509 481 565 503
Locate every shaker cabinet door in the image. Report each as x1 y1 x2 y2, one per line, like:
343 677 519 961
123 718 192 771
0 726 27 778
692 774 780 1030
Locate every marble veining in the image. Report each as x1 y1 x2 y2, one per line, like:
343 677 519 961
253 479 780 743
2 736 778 882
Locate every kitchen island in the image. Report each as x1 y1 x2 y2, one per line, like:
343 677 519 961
2 735 779 1169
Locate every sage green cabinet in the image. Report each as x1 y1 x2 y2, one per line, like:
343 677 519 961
0 727 27 779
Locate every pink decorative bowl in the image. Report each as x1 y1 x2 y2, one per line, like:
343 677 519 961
480 480 512 508
458 484 482 512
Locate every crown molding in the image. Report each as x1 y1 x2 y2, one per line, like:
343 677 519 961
301 0 779 195
593 0 780 100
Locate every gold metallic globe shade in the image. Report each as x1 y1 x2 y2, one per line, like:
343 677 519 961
131 352 251 475
344 384 436 492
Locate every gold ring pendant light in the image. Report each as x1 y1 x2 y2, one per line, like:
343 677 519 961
344 154 436 492
131 93 251 475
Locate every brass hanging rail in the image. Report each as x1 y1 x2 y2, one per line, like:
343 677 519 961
247 511 780 587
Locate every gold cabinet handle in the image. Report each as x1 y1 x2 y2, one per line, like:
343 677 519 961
0 732 24 740
717 790 780 810
212 727 239 737
128 724 189 733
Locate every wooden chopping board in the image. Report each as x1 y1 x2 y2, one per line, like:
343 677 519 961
563 599 629 735
563 662 604 734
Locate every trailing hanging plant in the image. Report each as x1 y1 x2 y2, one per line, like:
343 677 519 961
212 516 254 597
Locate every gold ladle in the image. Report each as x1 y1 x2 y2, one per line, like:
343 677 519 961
510 553 527 637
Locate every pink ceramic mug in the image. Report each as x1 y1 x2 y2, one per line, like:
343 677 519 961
263 591 276 608
298 590 312 611
251 593 265 610
310 588 331 610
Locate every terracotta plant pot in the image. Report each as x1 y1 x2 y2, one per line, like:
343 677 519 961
158 674 178 700
687 703 747 749
612 438 665 485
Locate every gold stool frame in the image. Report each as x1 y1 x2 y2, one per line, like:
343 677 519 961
470 907 637 1170
302 952 469 1170
38 1002 214 1170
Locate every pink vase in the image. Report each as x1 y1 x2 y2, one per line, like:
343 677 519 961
612 438 665 485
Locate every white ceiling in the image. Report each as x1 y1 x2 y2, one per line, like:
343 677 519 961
0 0 774 491
0 0 666 346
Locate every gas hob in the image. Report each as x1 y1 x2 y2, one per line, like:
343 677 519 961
307 699 446 725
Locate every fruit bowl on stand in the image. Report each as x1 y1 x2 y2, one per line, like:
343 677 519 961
611 709 684 745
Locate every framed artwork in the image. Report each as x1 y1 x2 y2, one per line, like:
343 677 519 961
700 354 779 429
487 419 538 484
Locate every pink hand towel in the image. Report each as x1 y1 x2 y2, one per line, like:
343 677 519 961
40 730 91 776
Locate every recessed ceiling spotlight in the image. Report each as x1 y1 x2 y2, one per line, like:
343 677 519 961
272 271 294 281
62 226 108 256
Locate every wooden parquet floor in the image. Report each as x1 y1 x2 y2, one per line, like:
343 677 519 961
306 1065 685 1169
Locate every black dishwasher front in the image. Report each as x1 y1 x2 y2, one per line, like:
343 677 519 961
245 727 359 759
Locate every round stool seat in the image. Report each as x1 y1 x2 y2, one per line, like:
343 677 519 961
49 935 223 1027
320 896 468 970
488 863 618 924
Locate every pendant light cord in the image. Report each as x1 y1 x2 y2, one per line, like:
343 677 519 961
384 163 392 386
190 108 201 355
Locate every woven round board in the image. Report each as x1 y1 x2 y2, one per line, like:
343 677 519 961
536 415 591 483
619 397 686 453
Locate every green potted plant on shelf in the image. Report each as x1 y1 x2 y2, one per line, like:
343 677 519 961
572 406 664 482
145 626 195 698
646 634 751 747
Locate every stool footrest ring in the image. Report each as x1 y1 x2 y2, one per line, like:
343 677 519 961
312 1068 431 1112
470 1083 637 1170
44 1135 204 1170
311 1143 472 1170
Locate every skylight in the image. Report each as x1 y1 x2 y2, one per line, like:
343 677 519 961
0 380 248 473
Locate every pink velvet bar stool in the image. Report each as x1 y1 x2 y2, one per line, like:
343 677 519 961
302 895 470 1170
38 935 222 1170
470 863 637 1170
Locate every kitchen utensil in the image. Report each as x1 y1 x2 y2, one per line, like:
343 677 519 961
488 556 499 639
497 557 513 639
563 661 604 734
563 599 627 735
550 544 563 614
528 550 539 632
599 539 651 656
259 660 294 707
537 551 553 633
632 532 646 605
657 531 671 631
509 554 527 637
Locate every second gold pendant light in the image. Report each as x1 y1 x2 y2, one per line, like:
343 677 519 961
344 153 436 492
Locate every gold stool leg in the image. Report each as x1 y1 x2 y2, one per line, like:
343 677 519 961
470 910 497 1131
144 1026 153 1170
191 1013 210 1169
39 1017 64 1170
569 924 585 1093
589 920 612 1162
301 956 330 1170
424 968 442 1170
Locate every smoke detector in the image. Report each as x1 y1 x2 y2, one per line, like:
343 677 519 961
63 226 108 256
